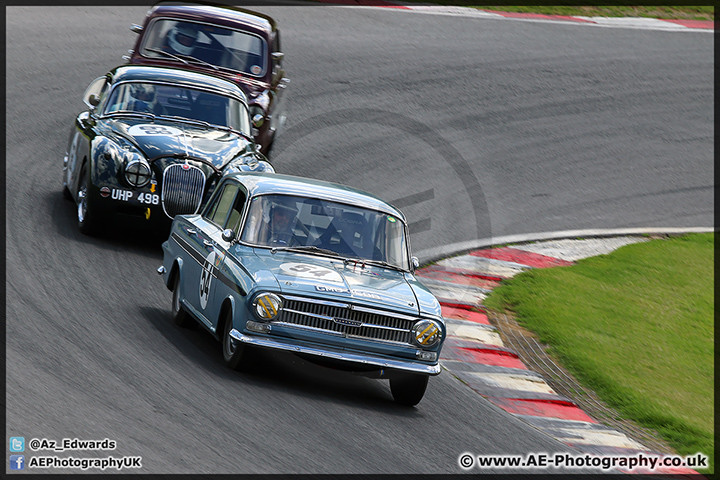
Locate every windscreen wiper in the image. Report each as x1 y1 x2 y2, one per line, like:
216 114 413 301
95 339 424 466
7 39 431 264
174 53 220 70
146 48 189 65
361 259 406 272
271 245 339 257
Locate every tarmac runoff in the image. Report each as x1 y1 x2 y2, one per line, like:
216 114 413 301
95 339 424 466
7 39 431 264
414 228 714 475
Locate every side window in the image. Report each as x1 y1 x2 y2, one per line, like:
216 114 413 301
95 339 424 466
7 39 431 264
225 190 247 232
205 183 239 226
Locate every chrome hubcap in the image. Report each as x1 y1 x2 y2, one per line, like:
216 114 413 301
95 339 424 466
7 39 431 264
77 186 87 223
225 325 236 356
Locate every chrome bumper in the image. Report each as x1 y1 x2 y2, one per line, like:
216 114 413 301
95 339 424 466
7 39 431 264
229 329 441 375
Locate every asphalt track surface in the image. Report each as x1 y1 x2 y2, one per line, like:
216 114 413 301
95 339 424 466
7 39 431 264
5 5 713 474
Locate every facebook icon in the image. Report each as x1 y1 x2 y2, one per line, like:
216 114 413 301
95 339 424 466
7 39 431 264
10 455 25 470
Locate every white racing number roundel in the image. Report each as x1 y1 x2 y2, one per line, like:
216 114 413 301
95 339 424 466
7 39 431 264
199 251 216 310
128 124 183 137
279 263 343 283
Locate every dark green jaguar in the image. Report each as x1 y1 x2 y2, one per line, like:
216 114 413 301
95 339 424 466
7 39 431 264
62 65 273 235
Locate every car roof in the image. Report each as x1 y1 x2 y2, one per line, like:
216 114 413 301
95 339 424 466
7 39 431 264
147 1 276 37
108 65 249 103
227 172 406 220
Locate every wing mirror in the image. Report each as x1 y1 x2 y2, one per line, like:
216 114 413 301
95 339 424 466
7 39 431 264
272 52 284 62
222 229 236 243
130 24 143 34
411 256 420 271
88 94 101 107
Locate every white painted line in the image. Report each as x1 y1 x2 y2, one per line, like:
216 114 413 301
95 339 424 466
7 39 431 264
446 323 504 346
422 282 488 305
467 371 557 394
416 227 714 264
554 427 647 450
436 255 531 278
574 16 692 31
512 236 650 262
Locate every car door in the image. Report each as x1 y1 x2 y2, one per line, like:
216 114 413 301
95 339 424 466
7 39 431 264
180 181 242 329
196 180 248 331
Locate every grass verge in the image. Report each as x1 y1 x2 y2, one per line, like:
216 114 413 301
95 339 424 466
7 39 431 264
482 233 714 473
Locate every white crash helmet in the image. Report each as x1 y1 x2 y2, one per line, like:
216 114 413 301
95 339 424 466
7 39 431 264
130 83 156 102
167 22 199 56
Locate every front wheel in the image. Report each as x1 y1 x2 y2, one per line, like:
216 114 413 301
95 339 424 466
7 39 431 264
222 311 247 371
390 373 429 406
77 166 99 235
171 273 193 328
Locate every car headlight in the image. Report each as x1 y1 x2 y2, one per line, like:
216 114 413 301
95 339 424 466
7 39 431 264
249 105 265 128
125 159 152 187
412 319 442 348
252 292 283 321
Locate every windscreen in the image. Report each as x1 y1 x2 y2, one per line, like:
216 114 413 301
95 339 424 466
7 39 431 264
241 194 410 270
104 82 250 134
141 19 267 77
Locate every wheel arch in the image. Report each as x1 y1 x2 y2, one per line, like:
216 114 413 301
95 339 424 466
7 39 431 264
216 295 237 340
167 257 183 291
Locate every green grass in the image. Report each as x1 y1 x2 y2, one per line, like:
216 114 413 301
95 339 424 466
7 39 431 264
483 233 714 473
401 3 714 21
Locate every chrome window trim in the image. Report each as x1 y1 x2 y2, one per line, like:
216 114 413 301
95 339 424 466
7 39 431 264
99 79 250 117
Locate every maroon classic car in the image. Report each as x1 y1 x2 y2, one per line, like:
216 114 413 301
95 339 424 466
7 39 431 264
126 1 289 157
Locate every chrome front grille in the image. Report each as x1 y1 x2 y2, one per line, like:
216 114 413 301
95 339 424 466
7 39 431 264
277 295 418 345
161 164 206 218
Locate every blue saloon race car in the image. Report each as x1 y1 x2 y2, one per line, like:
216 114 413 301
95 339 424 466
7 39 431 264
158 172 445 405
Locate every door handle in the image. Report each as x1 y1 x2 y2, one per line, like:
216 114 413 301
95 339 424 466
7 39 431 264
204 240 214 248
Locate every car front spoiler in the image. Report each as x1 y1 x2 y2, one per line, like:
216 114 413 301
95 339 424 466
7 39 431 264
229 329 441 375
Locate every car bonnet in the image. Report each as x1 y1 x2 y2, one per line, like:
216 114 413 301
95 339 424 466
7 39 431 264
100 117 250 169
255 250 422 316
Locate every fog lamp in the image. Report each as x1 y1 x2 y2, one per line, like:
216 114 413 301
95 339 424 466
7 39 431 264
416 350 437 362
246 320 272 333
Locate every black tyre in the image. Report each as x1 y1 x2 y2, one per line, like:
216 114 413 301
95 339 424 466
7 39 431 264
171 273 193 328
390 373 429 406
77 166 99 235
62 185 72 201
222 311 246 370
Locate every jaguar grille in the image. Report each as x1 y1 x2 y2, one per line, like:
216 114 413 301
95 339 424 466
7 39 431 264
277 295 417 345
161 164 205 218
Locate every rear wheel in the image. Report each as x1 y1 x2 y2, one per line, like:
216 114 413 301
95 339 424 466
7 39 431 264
390 373 429 406
171 273 192 328
77 166 99 235
222 311 247 370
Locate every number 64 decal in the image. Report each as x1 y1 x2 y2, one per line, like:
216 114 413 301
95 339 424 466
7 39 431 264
199 251 216 309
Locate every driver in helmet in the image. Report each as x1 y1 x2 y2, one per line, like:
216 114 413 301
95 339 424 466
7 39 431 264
264 197 300 246
166 22 199 56
129 83 157 113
